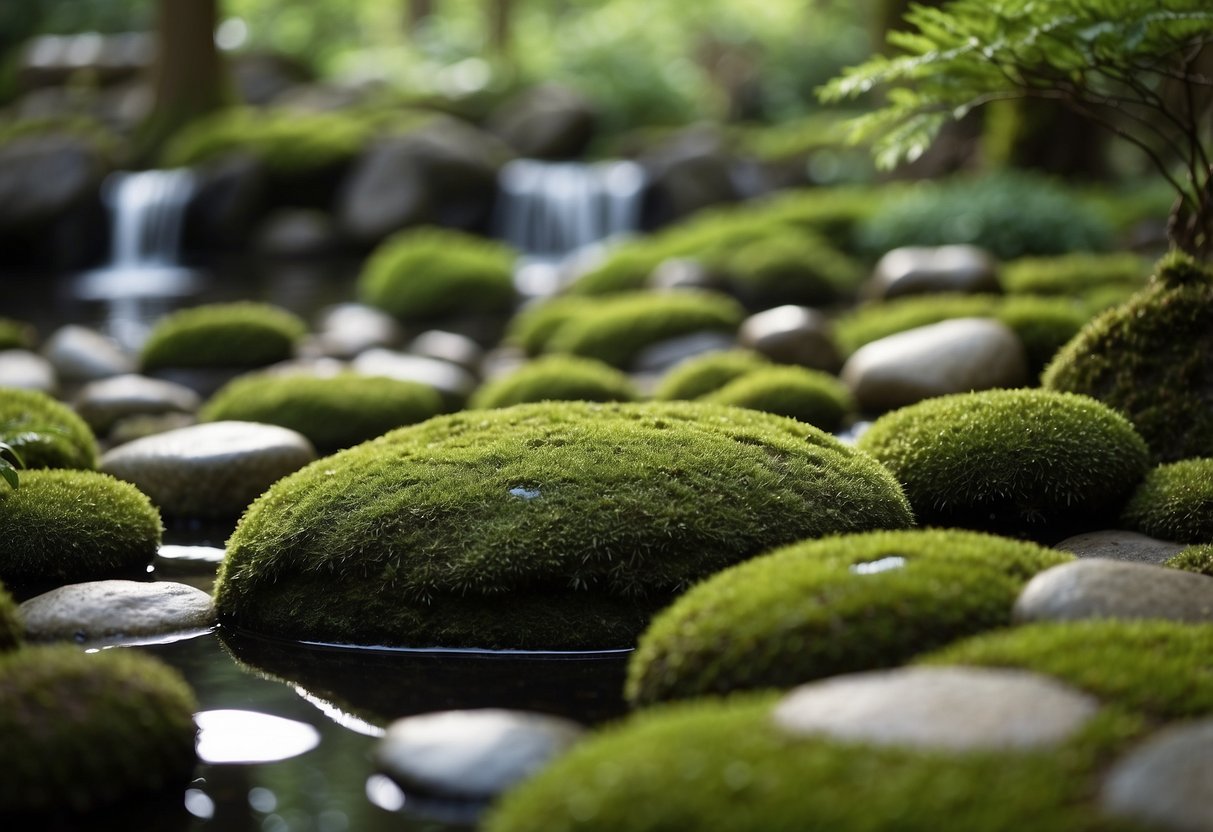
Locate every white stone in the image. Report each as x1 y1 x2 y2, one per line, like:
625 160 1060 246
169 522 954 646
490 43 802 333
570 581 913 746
1014 559 1213 624
20 579 215 644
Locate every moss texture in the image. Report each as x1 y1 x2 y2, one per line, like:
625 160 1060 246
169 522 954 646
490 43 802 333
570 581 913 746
1001 253 1149 297
546 291 745 369
469 356 639 410
653 350 771 401
0 387 98 470
627 529 1068 706
1042 252 1213 463
141 302 306 371
358 227 516 323
699 365 854 432
0 469 162 591
215 401 913 649
1121 458 1213 543
722 232 861 309
200 372 444 453
0 582 20 652
856 389 1149 537
0 317 34 351
1166 544 1213 576
0 645 197 814
505 296 596 356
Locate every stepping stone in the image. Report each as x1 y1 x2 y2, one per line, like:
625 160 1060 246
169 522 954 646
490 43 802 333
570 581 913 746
1101 719 1213 832
1014 559 1213 624
74 373 201 435
0 349 56 393
42 325 134 381
737 305 841 372
20 579 215 644
1054 530 1187 566
867 245 1000 300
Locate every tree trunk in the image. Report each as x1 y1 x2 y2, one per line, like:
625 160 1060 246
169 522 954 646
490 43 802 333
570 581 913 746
1169 167 1213 261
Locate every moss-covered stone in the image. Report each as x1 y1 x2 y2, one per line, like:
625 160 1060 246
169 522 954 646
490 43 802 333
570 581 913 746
0 387 98 470
1166 544 1213 576
0 317 35 351
358 227 517 323
1121 458 1213 543
856 389 1149 537
505 296 596 356
722 232 861 309
652 349 771 401
0 645 196 814
1001 253 1149 297
0 582 20 651
141 302 306 371
1042 252 1213 463
994 296 1090 373
215 401 913 649
627 529 1068 706
0 470 162 591
200 372 444 453
546 291 744 369
469 356 638 410
699 365 854 432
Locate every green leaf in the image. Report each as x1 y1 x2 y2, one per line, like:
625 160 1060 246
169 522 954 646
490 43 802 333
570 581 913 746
0 461 18 490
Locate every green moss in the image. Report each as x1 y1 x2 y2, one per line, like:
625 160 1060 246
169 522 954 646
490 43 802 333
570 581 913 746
0 469 162 591
1042 253 1213 463
995 296 1090 372
1001 253 1149 297
856 389 1150 537
486 693 1140 832
652 350 770 401
469 356 638 409
215 401 913 649
358 227 517 323
920 620 1213 720
0 582 19 652
141 302 306 371
699 365 854 432
200 372 445 454
1121 458 1213 543
0 317 34 351
627 529 1067 706
505 296 596 356
0 645 197 814
1165 544 1213 576
723 232 862 309
546 291 744 369
0 387 98 470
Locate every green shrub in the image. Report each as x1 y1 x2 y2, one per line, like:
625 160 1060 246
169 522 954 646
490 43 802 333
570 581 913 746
699 365 854 432
215 401 913 649
1042 251 1213 463
469 356 638 409
0 470 162 591
1166 544 1213 576
0 582 19 652
141 302 306 371
200 372 445 453
0 645 196 814
1001 253 1150 297
0 388 98 470
0 317 34 351
627 529 1067 706
1121 458 1213 543
857 389 1150 536
358 227 517 323
723 232 862 309
505 296 596 356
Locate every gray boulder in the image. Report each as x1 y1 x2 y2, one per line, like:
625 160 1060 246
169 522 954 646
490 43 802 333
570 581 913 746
1014 559 1213 624
42 325 135 383
74 374 201 435
489 85 598 160
866 245 1000 300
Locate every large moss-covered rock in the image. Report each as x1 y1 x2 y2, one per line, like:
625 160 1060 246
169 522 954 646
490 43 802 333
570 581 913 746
0 470 161 591
627 529 1069 706
469 356 638 410
0 645 197 814
200 372 444 453
699 365 854 432
215 401 913 649
1121 458 1213 543
1042 251 1213 463
141 302 306 371
856 389 1149 537
0 387 98 470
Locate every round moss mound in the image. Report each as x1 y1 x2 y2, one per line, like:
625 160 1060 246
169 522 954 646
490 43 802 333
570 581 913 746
993 296 1089 373
856 389 1149 536
1001 252 1148 297
0 469 162 591
358 227 517 323
0 317 34 351
486 693 1132 832
699 365 854 432
0 582 20 652
723 232 860 309
653 350 771 401
469 356 638 410
141 302 307 371
1166 544 1213 576
215 401 913 649
627 529 1068 706
1042 251 1213 463
0 387 98 470
1121 458 1213 543
505 296 596 356
0 645 197 814
200 372 445 453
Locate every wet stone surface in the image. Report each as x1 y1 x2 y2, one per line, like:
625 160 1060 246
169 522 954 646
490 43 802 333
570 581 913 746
1054 530 1187 566
42 324 134 381
74 373 201 435
20 579 215 644
1014 559 1213 624
737 304 840 372
866 244 1000 300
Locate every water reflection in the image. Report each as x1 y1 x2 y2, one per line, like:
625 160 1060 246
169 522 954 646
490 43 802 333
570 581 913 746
195 710 321 765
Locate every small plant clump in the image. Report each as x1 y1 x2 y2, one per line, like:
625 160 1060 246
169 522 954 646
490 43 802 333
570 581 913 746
1166 544 1213 577
141 302 307 371
469 356 639 410
0 388 98 471
358 227 517 323
652 350 771 401
856 389 1150 537
1121 458 1213 544
200 372 445 453
699 365 855 432
626 528 1068 706
0 582 20 651
0 645 197 814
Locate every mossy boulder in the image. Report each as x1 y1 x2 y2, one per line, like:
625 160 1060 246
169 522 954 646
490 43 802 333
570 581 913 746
215 401 913 649
141 302 307 371
652 349 771 401
0 645 197 814
856 389 1149 537
1121 458 1213 543
0 470 162 592
0 317 35 351
469 356 638 409
0 387 98 470
505 296 596 356
200 372 444 453
699 365 854 432
0 582 20 651
1166 544 1213 576
358 227 517 323
722 232 862 309
1001 253 1148 298
627 529 1068 706
1042 251 1213 463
